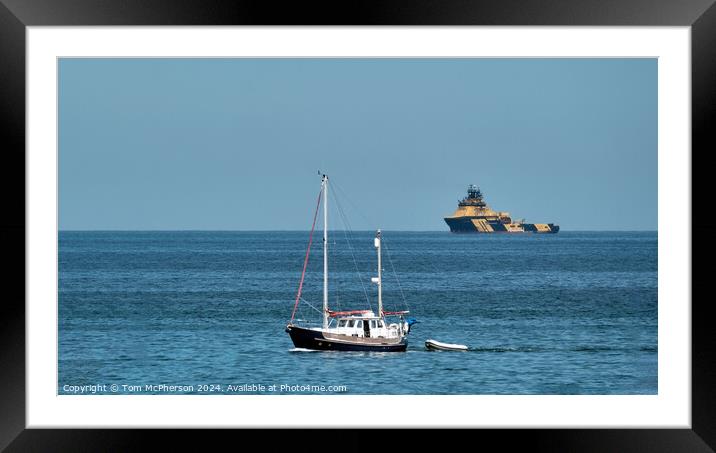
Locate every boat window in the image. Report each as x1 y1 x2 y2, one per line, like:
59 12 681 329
356 320 363 328
378 320 385 328
370 320 376 329
347 320 355 328
338 320 346 327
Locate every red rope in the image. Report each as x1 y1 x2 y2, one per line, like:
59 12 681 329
289 188 322 323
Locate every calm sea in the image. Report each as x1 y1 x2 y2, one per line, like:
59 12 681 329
58 231 657 395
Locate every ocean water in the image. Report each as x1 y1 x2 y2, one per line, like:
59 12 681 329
58 231 657 395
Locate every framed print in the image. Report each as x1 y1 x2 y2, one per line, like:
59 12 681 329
2 0 713 450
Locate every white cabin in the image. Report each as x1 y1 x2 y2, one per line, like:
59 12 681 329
328 312 404 339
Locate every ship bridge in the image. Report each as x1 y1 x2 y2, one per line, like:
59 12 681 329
458 184 487 207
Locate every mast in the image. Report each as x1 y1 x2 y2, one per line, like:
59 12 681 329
322 174 329 329
375 229 382 317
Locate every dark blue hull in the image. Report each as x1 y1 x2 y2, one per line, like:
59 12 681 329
285 325 408 352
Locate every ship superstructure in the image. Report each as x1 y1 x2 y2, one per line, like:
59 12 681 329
444 185 559 233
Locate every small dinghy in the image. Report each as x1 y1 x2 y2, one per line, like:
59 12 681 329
425 339 468 351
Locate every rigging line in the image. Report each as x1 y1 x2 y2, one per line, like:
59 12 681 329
290 187 322 323
328 237 343 312
332 178 408 313
381 237 410 312
330 180 369 261
329 188 372 310
300 297 323 314
331 178 387 308
330 178 375 228
333 193 371 309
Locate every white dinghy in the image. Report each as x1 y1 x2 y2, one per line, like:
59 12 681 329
425 339 468 351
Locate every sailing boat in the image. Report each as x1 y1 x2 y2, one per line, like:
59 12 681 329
285 174 412 352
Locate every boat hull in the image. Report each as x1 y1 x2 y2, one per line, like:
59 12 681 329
425 339 468 351
444 217 559 234
286 325 407 352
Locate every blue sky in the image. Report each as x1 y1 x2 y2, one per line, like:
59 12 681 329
59 58 656 231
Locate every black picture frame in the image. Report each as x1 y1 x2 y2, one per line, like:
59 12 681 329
1 0 712 450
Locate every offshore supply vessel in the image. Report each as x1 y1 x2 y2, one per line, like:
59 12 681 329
444 185 559 233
